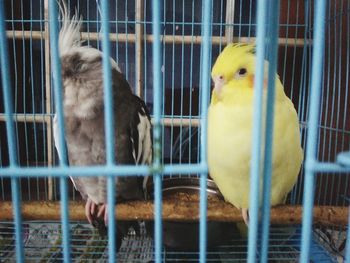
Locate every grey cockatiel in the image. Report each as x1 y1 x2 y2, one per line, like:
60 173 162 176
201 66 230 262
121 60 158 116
53 2 152 242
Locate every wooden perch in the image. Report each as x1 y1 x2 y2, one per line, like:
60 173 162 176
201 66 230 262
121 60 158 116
0 193 348 226
0 201 347 226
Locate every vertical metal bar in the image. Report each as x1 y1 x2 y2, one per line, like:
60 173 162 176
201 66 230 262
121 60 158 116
9 1 21 187
290 0 303 205
247 0 267 261
114 0 119 66
188 0 195 164
238 0 242 38
0 2 24 261
260 1 280 262
218 0 224 49
281 0 291 85
44 0 54 201
225 0 235 43
152 0 163 262
142 0 148 104
316 0 329 205
135 0 144 98
300 1 327 262
346 210 350 263
199 0 212 262
48 1 70 262
333 0 344 206
40 27 47 200
28 0 40 200
125 1 129 81
340 0 350 206
293 0 311 206
179 0 185 165
100 0 116 261
248 0 253 39
170 0 175 166
327 0 338 206
161 0 166 170
101 1 115 166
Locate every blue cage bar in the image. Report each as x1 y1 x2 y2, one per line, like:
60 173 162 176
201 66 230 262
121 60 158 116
0 0 349 262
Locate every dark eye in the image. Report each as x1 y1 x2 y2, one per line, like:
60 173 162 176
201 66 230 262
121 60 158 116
238 68 247 76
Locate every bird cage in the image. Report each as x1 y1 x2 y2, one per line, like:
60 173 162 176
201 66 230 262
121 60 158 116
0 0 349 262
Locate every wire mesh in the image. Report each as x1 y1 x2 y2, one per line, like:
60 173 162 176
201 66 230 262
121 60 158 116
1 222 342 262
0 0 349 262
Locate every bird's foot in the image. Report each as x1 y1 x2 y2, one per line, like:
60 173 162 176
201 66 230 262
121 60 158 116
242 208 249 226
85 198 98 225
97 203 108 225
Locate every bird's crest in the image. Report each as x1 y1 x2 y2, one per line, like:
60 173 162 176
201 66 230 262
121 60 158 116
58 1 84 56
211 43 256 80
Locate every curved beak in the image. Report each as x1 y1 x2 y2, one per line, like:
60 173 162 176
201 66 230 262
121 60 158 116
212 75 225 97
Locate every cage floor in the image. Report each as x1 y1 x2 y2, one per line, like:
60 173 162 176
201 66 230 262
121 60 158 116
0 222 340 262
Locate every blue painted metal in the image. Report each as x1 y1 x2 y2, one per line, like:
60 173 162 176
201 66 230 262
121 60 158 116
151 0 163 262
346 210 350 263
101 0 118 263
0 5 24 252
300 0 327 262
0 164 150 177
199 0 212 261
260 1 280 262
0 163 210 177
289 227 338 262
308 162 350 173
336 151 350 166
100 0 117 260
107 175 116 262
101 0 115 166
59 176 71 262
48 0 70 261
247 0 267 261
1 1 349 262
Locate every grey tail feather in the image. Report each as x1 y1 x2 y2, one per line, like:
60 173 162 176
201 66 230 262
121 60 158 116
57 0 83 56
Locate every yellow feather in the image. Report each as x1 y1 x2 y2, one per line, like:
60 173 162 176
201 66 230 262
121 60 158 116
208 44 303 216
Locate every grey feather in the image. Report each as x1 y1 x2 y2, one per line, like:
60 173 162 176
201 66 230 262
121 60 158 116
53 1 152 239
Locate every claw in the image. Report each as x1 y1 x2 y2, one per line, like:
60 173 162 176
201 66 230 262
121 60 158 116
91 201 97 216
104 208 108 226
97 204 108 225
242 208 249 226
85 198 97 225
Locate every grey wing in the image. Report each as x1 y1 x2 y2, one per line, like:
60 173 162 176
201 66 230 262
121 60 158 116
53 114 93 201
113 95 152 201
130 99 152 197
132 103 153 166
116 98 153 236
113 129 144 201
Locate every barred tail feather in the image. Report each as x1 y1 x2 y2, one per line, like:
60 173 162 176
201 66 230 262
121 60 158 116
58 1 83 56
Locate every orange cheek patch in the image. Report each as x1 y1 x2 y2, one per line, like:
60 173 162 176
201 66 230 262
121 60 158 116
249 75 267 89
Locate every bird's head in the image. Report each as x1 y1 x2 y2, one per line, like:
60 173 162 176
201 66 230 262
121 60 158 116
211 44 256 104
211 43 281 105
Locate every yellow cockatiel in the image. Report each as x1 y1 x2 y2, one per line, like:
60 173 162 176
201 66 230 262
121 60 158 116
208 44 303 224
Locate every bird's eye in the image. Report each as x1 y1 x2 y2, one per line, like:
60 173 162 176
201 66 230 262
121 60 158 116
238 68 247 76
234 67 247 80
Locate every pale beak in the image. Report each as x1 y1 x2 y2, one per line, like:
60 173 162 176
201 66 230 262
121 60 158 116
213 75 225 96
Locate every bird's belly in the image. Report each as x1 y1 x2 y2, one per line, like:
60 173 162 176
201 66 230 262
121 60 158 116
207 102 303 209
208 105 253 208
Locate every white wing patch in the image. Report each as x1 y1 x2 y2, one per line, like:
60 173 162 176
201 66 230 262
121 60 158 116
136 111 152 165
52 114 78 190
